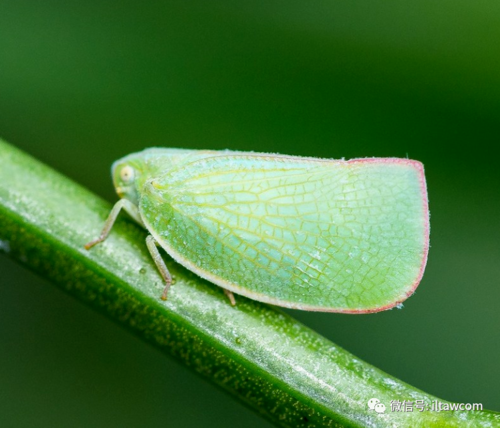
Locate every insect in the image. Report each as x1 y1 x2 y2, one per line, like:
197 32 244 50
85 148 429 313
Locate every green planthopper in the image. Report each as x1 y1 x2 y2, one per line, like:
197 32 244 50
85 148 429 313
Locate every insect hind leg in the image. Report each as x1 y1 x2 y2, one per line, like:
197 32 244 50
223 289 236 306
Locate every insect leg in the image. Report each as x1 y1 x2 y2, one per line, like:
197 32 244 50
223 289 236 306
84 199 143 250
146 235 173 301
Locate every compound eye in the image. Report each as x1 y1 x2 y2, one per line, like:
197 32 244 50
120 165 135 183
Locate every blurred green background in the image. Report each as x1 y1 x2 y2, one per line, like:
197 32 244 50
1 1 499 427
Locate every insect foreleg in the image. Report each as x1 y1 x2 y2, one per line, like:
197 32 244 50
146 235 173 301
84 199 143 250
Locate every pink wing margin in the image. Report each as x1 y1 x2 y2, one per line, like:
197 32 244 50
333 158 429 314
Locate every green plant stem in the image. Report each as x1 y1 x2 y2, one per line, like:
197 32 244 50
0 139 497 428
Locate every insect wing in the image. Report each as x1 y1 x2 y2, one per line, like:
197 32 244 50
139 154 428 312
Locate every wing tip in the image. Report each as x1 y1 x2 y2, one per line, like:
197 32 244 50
285 158 430 314
298 159 430 314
